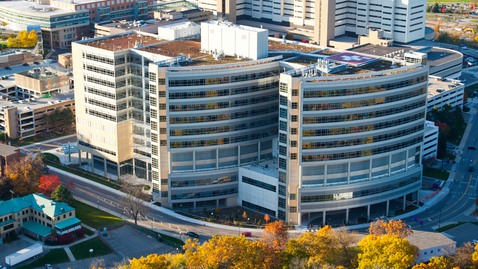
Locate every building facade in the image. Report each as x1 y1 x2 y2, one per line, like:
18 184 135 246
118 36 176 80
0 144 20 177
198 0 426 45
423 121 438 160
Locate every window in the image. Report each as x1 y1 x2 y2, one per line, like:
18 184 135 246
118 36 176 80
290 206 297 213
292 102 298 109
291 141 297 147
69 212 72 216
291 128 297 135
290 194 296 200
161 179 168 185
292 89 299 96
290 153 297 160
291 115 298 122
279 185 286 196
242 176 276 192
278 197 286 208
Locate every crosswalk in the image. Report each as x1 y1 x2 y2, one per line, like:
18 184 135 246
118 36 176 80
450 191 478 196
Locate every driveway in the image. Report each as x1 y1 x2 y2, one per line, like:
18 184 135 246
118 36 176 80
0 239 35 267
443 222 478 247
105 225 176 260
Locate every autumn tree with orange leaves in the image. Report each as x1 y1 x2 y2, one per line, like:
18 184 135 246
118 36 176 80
368 219 412 238
261 220 289 252
38 174 60 197
5 154 45 196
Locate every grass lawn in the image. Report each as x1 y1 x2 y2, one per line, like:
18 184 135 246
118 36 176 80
11 132 72 147
423 168 450 181
43 152 60 162
84 228 95 236
16 248 70 269
471 19 478 22
72 200 124 229
70 237 113 260
135 225 184 248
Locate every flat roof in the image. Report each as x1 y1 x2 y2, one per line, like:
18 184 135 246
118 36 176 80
427 78 464 98
324 59 403 76
0 1 86 17
328 52 378 67
22 220 52 237
82 33 167 51
348 44 413 56
55 217 81 229
427 47 463 68
202 21 268 33
139 40 249 66
0 143 19 156
0 91 74 114
98 19 187 30
269 41 320 53
241 158 279 178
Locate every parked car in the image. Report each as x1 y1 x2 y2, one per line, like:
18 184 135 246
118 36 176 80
33 61 40 65
44 264 53 269
241 232 252 237
469 164 474 172
5 66 11 70
22 63 29 66
468 146 476 149
446 144 455 149
187 232 199 238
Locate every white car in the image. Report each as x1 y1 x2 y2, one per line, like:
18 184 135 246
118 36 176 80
45 264 53 269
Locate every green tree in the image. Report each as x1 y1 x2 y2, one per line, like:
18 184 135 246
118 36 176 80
459 6 464 14
432 2 440 12
51 185 73 204
285 32 294 40
437 130 447 159
42 108 75 133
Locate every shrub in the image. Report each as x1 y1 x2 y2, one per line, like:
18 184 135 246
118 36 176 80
58 233 74 245
76 228 86 238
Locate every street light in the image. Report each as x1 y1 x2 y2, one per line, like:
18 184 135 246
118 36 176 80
438 207 442 229
122 211 125 220
89 249 93 258
9 190 14 200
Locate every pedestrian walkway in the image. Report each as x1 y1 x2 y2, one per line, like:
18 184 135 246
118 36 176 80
64 247 75 262
20 134 77 149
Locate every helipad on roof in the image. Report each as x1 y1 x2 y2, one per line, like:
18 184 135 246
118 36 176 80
327 52 378 67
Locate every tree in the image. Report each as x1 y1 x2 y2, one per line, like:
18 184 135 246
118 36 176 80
215 206 221 214
285 32 294 40
434 24 441 33
437 130 448 159
7 30 38 48
435 121 451 135
51 185 73 204
368 219 412 238
121 185 148 226
432 2 440 13
242 211 248 221
43 108 75 134
262 221 289 252
264 214 270 224
5 154 44 196
358 234 417 269
459 6 464 13
451 242 475 268
38 174 60 197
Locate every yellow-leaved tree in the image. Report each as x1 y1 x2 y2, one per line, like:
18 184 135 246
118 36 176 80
129 253 186 269
7 30 38 48
368 219 412 238
412 256 456 269
5 154 45 196
358 234 417 269
261 220 289 253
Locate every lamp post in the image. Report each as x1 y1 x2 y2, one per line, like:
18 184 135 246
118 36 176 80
438 207 442 229
122 211 125 220
89 249 93 258
9 190 14 200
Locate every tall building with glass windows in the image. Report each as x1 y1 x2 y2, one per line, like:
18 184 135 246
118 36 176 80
73 21 431 224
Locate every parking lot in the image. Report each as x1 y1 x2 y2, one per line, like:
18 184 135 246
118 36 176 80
0 239 35 267
443 223 478 247
105 225 176 260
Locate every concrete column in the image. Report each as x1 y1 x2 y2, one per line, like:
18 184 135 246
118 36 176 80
345 208 349 224
299 165 303 188
168 151 172 172
193 150 196 172
419 145 423 165
104 158 107 177
308 212 310 220
324 164 327 186
258 142 261 162
322 211 326 226
117 164 121 179
238 145 241 166
193 202 196 211
298 215 301 226
403 195 406 211
367 205 370 221
369 159 372 180
405 149 409 171
90 154 94 173
388 155 392 176
216 148 219 169
386 200 390 216
416 190 420 206
78 149 82 165
347 162 351 184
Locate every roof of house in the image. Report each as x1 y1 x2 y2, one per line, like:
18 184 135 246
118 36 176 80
55 217 81 230
0 143 19 157
0 193 74 217
22 220 52 237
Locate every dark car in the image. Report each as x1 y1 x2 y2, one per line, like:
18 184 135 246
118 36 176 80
33 61 40 65
469 165 474 172
187 232 199 238
241 232 252 237
5 67 11 70
469 146 476 150
22 63 29 66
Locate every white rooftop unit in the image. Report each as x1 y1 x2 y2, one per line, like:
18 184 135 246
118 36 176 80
201 21 269 60
158 21 200 40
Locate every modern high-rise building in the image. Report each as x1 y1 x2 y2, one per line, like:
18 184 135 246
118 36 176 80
73 21 436 225
197 0 426 46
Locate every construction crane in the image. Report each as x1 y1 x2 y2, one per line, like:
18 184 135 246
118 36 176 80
461 27 475 35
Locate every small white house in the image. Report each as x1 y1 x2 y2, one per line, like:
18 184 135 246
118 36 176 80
158 22 200 40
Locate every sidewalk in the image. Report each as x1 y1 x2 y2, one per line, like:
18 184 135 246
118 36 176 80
20 134 77 149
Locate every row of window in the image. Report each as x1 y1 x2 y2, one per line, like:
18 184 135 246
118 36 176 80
168 93 277 111
169 117 277 136
242 200 276 216
171 175 238 188
79 141 117 156
302 75 427 98
169 129 276 148
171 188 238 200
168 70 280 87
169 105 278 124
302 100 425 124
168 81 279 99
242 176 276 192
301 175 420 203
302 88 426 111
302 112 424 137
302 124 424 149
302 136 423 162
86 86 127 100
